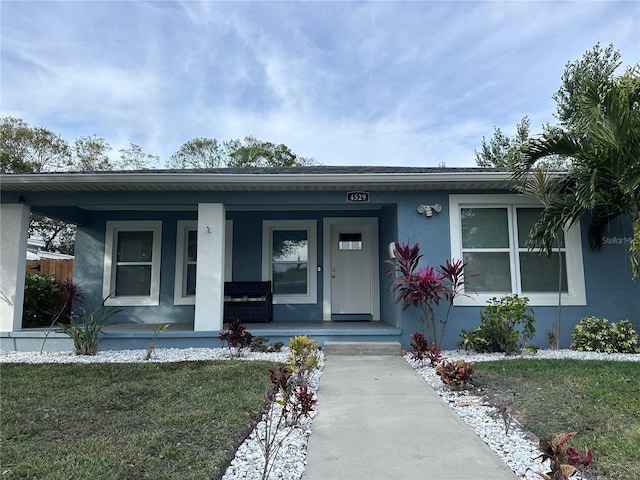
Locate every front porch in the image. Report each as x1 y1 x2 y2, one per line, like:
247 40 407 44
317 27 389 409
0 320 402 352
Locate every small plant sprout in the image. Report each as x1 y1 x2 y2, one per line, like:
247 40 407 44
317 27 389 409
497 392 516 436
145 323 169 361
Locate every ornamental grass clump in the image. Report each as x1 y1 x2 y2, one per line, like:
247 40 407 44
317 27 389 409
58 299 121 355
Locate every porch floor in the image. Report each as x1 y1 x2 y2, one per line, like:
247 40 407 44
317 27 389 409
3 321 403 352
104 320 400 336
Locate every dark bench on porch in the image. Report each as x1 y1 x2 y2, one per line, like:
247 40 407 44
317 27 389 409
223 281 273 323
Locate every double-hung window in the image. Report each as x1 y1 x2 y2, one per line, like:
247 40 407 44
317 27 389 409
174 221 198 305
103 221 162 306
262 220 317 304
174 220 233 305
450 195 585 306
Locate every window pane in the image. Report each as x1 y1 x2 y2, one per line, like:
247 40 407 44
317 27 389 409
463 252 511 292
187 230 197 262
517 208 565 249
273 230 308 262
185 264 197 296
115 265 151 296
339 233 363 250
520 252 568 292
461 208 509 248
117 231 153 262
273 263 308 294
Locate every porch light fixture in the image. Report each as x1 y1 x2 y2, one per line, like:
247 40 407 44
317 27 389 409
417 203 442 217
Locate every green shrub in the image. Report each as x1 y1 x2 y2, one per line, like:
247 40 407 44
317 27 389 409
22 273 60 328
458 294 536 354
571 316 639 353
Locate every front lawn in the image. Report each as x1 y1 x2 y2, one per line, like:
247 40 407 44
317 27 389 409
474 359 640 480
1 361 280 479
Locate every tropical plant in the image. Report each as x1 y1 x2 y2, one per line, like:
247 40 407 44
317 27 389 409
286 335 319 387
409 332 442 366
218 319 253 356
571 316 639 353
435 359 475 390
537 432 593 480
387 241 471 350
512 64 640 279
260 343 319 480
58 299 121 355
458 294 536 355
40 279 84 354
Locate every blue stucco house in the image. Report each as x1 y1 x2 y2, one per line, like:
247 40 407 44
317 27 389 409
1 167 637 351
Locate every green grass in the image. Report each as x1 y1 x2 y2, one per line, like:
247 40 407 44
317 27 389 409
1 360 280 479
474 359 640 480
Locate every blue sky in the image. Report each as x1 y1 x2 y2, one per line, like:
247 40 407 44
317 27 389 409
2 1 639 168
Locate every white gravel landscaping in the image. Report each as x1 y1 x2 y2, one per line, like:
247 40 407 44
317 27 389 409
2 347 637 479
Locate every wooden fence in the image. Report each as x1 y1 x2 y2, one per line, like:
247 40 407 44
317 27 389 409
26 259 74 283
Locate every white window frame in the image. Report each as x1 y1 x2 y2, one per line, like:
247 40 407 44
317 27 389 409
174 220 233 305
262 220 317 304
449 194 586 306
103 221 162 306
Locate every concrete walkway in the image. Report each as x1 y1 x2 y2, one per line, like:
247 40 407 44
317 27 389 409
303 355 517 480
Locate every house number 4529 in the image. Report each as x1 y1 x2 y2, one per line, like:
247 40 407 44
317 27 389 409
347 191 370 202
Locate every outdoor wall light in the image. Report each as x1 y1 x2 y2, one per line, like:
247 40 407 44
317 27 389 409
417 203 442 217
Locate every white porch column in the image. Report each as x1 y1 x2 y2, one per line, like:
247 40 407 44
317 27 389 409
194 203 226 331
0 203 30 332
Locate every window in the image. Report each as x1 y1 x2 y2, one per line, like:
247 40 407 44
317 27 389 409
103 221 162 306
262 220 317 304
174 220 233 305
450 195 585 306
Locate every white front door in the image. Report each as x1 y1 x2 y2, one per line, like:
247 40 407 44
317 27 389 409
323 218 380 321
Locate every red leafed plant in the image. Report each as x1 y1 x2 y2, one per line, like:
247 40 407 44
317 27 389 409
387 241 473 350
537 432 593 480
409 332 442 366
435 359 475 390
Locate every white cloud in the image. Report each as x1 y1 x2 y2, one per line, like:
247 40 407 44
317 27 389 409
1 1 638 168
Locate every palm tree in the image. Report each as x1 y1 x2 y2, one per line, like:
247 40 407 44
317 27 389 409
512 65 640 280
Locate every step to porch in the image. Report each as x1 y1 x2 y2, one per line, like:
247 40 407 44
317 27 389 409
323 341 402 356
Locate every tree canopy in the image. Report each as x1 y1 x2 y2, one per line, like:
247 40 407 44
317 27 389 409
475 43 623 169
167 135 315 169
513 63 640 279
1 117 315 254
475 116 531 169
